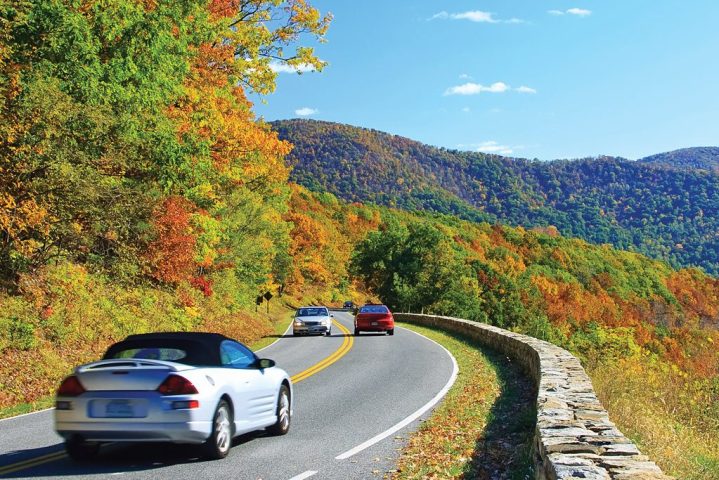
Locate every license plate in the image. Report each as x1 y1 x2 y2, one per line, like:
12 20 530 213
371 321 378 326
106 400 134 418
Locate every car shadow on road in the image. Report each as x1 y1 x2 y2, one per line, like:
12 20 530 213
0 433 263 478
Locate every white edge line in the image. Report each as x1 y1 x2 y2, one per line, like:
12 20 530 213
0 407 54 423
287 470 318 480
255 316 294 354
334 325 459 460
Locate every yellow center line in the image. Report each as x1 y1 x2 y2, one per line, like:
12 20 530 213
0 318 355 476
0 450 66 476
291 319 354 384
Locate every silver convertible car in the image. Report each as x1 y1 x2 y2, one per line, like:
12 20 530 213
54 332 292 461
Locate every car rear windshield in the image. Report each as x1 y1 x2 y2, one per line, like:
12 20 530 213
297 307 328 317
110 347 187 362
359 305 389 313
104 339 215 366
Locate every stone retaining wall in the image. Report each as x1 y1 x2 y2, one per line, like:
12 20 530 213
395 313 672 480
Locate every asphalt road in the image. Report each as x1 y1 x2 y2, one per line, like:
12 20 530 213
0 311 457 480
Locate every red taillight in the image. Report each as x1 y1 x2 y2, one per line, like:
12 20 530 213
157 375 199 395
57 376 86 397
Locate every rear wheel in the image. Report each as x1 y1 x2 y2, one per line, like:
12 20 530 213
387 329 394 336
354 328 360 336
65 436 100 462
204 400 233 460
267 385 291 436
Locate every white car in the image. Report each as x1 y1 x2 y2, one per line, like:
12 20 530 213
293 306 333 336
54 332 292 461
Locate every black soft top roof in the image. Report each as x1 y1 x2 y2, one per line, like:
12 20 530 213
103 332 243 366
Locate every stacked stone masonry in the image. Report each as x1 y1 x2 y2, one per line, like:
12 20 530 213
395 313 673 480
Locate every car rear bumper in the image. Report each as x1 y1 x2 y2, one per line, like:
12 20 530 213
55 391 213 444
293 325 329 335
56 420 211 443
356 322 394 331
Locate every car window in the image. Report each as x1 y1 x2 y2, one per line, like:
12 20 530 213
111 347 187 362
359 305 389 314
220 341 256 369
297 307 327 317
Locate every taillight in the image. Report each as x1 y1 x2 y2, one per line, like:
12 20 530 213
157 375 199 395
57 376 86 397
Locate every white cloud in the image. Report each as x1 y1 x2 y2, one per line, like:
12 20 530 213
549 8 592 17
516 85 537 94
270 62 317 74
462 107 471 113
295 107 318 116
444 81 510 96
445 82 538 96
567 8 592 16
459 73 472 80
431 10 523 24
458 141 516 155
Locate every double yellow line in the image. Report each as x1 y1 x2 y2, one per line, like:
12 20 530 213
0 319 354 477
0 450 66 476
291 320 354 384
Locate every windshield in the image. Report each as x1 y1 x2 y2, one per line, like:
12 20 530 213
111 347 187 361
297 307 328 317
104 339 215 366
359 305 389 314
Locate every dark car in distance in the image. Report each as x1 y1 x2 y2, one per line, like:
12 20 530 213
354 304 395 336
342 300 354 309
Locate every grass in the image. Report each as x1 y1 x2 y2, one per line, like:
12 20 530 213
590 359 719 480
0 396 54 420
392 322 535 480
250 310 293 351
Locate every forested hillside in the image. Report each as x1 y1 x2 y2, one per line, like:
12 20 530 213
273 119 719 274
640 147 719 172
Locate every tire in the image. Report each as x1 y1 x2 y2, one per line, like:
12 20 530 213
325 328 331 336
65 436 100 462
388 329 394 336
204 400 233 460
354 328 360 336
267 385 291 436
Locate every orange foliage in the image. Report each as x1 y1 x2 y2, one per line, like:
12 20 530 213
666 269 719 322
146 196 197 284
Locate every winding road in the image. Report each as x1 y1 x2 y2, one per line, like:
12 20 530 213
0 311 457 480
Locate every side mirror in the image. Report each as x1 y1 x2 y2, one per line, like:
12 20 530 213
257 358 275 369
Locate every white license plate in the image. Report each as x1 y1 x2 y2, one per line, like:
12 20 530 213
371 321 378 326
106 400 135 418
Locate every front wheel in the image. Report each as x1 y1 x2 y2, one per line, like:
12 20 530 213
267 385 291 436
65 436 100 462
204 400 233 460
325 328 331 336
354 328 360 336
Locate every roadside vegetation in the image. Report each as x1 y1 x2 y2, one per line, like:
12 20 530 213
591 359 719 479
392 323 535 480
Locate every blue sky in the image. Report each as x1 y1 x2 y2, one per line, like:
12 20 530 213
252 1 719 160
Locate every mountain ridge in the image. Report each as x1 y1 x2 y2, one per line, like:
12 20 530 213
272 118 719 274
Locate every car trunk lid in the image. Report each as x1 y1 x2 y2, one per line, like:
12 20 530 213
75 359 190 391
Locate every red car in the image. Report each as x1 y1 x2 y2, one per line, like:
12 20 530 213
354 304 395 336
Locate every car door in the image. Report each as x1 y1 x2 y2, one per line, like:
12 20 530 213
219 341 277 433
